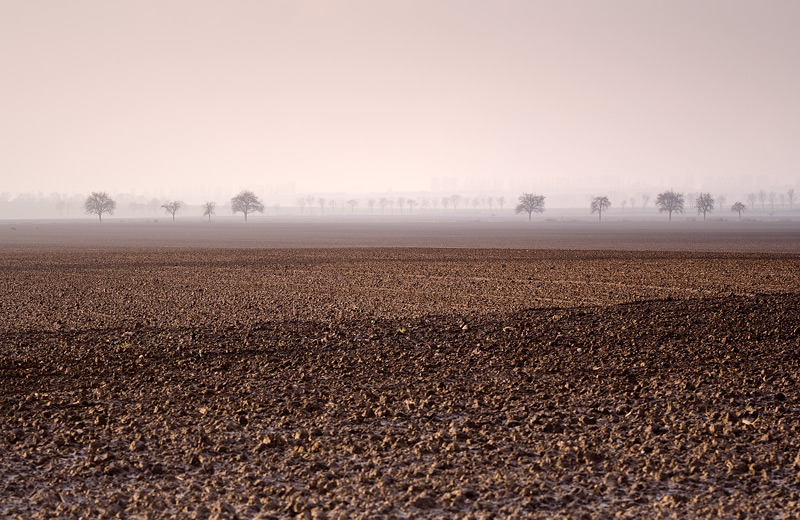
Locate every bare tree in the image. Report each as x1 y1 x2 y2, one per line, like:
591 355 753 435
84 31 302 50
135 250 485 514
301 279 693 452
407 199 417 213
747 192 757 210
378 197 389 214
758 190 767 210
84 192 116 222
497 196 505 211
367 198 376 214
629 196 636 210
230 190 264 221
695 192 714 220
441 197 451 211
487 196 495 212
388 198 396 214
298 197 307 215
161 200 183 222
655 190 684 221
640 193 650 208
317 197 326 214
304 195 314 214
347 199 358 214
590 196 611 221
768 191 777 213
470 197 480 212
731 201 746 220
421 198 430 212
515 193 545 221
450 194 462 210
397 197 406 214
779 193 786 210
203 201 216 222
716 195 727 209
788 188 796 210
621 199 628 211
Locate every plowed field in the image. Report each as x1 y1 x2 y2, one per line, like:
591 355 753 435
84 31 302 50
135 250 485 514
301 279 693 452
2 247 800 519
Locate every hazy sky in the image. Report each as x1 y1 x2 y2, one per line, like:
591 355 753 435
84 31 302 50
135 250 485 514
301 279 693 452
1 0 799 201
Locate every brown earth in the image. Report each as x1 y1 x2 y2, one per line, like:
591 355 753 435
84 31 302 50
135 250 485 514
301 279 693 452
1 247 800 519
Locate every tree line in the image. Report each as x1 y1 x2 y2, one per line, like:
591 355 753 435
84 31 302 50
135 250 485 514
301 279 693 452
81 188 797 222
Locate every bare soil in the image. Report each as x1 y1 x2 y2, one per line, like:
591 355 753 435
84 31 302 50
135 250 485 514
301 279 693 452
2 244 800 518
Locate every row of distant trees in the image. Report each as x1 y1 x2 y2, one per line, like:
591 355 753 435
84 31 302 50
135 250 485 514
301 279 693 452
296 194 510 215
82 188 796 222
83 190 263 222
589 191 761 221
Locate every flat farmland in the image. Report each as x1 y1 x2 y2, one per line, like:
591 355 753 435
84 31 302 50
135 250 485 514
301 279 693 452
2 226 800 518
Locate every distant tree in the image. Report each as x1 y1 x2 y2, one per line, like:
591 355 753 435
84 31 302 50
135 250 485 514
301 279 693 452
347 199 358 214
695 192 714 220
407 199 417 213
655 190 684 221
421 198 430 212
397 197 406 213
441 197 451 211
470 197 480 212
298 197 307 215
768 191 777 213
497 196 506 211
203 201 216 222
161 200 183 222
716 195 727 210
487 196 495 212
590 196 611 221
629 197 636 210
640 193 650 208
55 196 67 217
230 190 264 221
84 191 116 222
378 197 389 214
779 193 786 210
317 197 326 214
621 199 628 211
431 197 439 212
747 192 757 210
304 195 314 214
450 194 462 210
788 188 796 210
367 198 376 214
758 190 767 210
731 201 746 220
515 193 545 221
388 198 396 214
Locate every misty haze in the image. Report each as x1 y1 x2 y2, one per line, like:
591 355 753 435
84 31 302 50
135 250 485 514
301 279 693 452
2 2 800 519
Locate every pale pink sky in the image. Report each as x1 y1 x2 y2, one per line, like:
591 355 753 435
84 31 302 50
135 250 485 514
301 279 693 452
1 0 798 201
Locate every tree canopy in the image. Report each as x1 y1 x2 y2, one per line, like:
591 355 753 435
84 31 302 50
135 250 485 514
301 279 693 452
84 192 116 222
515 193 545 221
695 193 714 220
655 190 684 221
590 196 611 221
230 190 264 221
161 200 183 222
731 201 746 220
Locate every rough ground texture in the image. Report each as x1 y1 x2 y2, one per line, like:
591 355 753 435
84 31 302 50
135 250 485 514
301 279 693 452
2 248 800 519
